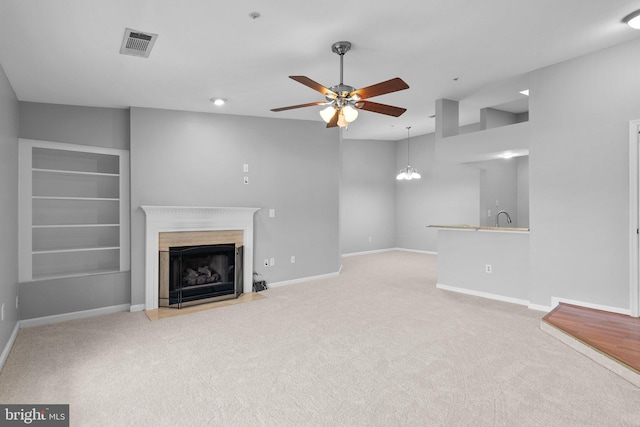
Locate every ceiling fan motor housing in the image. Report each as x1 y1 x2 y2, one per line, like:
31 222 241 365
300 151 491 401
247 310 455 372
331 41 351 56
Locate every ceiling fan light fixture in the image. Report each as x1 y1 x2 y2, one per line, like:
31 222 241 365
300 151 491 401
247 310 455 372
271 41 409 129
342 105 358 122
319 106 336 123
337 109 348 128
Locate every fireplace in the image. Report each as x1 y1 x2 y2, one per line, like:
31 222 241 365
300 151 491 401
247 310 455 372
160 243 243 308
158 229 244 308
141 206 260 310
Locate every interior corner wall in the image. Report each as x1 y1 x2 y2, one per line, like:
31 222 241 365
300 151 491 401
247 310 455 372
0 63 19 352
528 38 640 309
129 108 341 305
17 102 131 320
340 138 396 254
395 133 480 252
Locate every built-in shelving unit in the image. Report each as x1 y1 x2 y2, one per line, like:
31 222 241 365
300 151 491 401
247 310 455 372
19 139 130 282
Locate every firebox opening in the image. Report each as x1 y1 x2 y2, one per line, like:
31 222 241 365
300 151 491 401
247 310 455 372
160 243 243 308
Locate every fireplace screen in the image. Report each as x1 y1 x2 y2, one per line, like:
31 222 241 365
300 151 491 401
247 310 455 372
160 243 243 308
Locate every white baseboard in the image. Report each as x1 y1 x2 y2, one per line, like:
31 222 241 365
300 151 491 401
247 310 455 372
0 322 20 373
129 304 145 313
436 283 529 307
551 297 631 316
394 248 438 255
342 248 437 257
20 303 132 328
342 248 394 257
268 271 340 289
528 303 552 312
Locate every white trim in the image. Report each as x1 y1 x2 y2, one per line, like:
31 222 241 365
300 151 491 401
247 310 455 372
342 248 395 257
629 119 640 317
0 322 20 373
129 304 145 313
268 271 340 288
341 248 437 257
394 247 438 255
18 139 130 282
550 297 631 316
140 206 260 310
527 303 552 312
436 283 529 307
19 304 131 328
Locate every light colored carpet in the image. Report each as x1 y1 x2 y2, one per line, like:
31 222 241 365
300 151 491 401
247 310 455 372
1 251 639 426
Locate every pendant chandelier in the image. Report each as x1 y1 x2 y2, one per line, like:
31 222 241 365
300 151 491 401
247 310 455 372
396 126 421 180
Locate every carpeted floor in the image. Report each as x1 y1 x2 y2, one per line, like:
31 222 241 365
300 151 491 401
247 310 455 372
1 251 639 426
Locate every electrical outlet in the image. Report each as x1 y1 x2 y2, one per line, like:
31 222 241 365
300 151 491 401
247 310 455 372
243 164 249 173
269 209 275 218
368 236 372 242
488 209 491 217
243 176 249 184
485 264 492 273
291 256 295 263
1 303 4 321
264 259 269 267
16 296 19 309
270 258 275 266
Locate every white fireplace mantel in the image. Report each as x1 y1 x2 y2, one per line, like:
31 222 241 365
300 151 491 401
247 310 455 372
141 206 260 310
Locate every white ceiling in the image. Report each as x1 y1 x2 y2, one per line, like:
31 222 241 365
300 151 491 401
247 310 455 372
1 0 639 140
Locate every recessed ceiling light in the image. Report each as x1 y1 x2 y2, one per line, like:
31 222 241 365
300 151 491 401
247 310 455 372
210 98 227 106
248 11 261 20
519 90 529 96
623 9 640 29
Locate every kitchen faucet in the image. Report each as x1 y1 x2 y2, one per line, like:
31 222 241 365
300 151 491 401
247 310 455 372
495 210 512 227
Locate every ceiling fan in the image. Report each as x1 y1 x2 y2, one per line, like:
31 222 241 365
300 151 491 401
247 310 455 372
271 41 409 129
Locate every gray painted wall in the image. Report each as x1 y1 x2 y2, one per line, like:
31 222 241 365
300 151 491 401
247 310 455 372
130 107 341 305
395 133 480 252
0 64 19 352
528 38 640 309
19 102 130 150
340 138 396 254
18 102 131 319
468 158 519 227
516 156 529 229
437 229 529 301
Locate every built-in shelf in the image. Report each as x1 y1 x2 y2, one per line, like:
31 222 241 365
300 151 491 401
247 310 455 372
19 139 130 282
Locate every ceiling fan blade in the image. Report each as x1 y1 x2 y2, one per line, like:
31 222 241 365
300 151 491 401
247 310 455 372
290 76 336 96
356 101 407 117
326 111 339 128
271 102 326 112
352 77 409 100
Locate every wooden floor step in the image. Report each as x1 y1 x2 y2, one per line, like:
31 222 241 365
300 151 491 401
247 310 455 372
542 303 640 387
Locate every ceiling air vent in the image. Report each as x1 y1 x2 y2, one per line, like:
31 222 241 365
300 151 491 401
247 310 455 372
119 28 157 58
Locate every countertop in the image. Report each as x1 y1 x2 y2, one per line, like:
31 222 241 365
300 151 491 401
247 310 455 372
427 224 529 232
